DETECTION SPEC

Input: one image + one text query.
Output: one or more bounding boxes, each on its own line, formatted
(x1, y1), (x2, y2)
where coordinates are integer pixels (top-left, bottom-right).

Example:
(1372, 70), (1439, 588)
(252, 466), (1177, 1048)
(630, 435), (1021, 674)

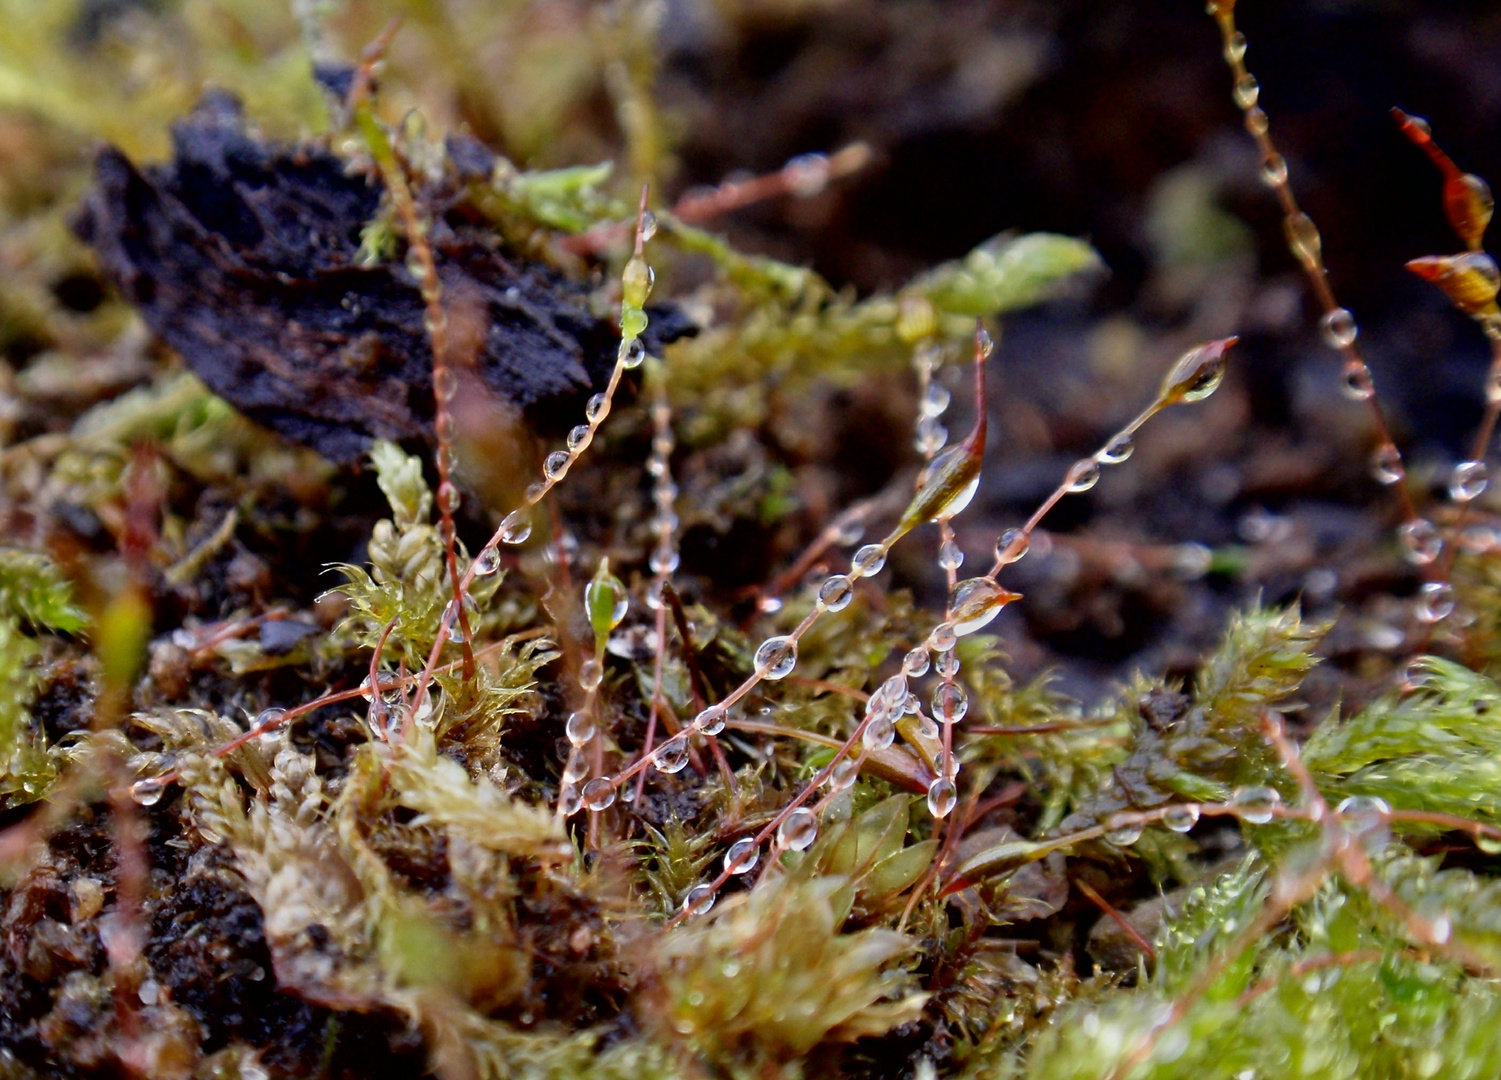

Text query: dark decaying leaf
(72, 92), (693, 462)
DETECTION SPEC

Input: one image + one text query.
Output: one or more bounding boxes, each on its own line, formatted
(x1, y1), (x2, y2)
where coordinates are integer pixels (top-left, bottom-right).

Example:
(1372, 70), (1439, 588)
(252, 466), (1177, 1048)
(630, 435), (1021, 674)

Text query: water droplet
(544, 451), (571, 481)
(818, 575), (854, 611)
(1103, 813), (1143, 846)
(582, 779), (617, 811)
(777, 808), (818, 851)
(586, 393), (610, 423)
(474, 546), (503, 575)
(1416, 581), (1456, 624)
(1369, 443), (1405, 486)
(567, 425), (593, 452)
(1224, 30), (1247, 62)
(434, 367), (459, 401)
(917, 715), (940, 740)
(949, 577), (1019, 635)
(622, 337), (648, 370)
(1244, 106), (1269, 136)
(649, 547), (681, 575)
(785, 152), (831, 197)
(436, 480), (460, 515)
(935, 648), (960, 678)
(1163, 804), (1200, 833)
(1160, 339), (1233, 404)
(995, 528), (1030, 564)
(682, 884), (717, 916)
(915, 416), (948, 455)
(1460, 524), (1500, 554)
(1066, 459), (1101, 493)
(693, 705), (727, 735)
(579, 658), (604, 691)
(653, 739), (690, 774)
(1398, 519), (1442, 566)
(1231, 785), (1281, 825)
(853, 544), (887, 576)
(559, 784), (583, 816)
(938, 539), (965, 570)
(1319, 308), (1358, 349)
(1261, 153), (1288, 187)
(1334, 795), (1391, 821)
(444, 593), (480, 643)
(724, 838), (760, 876)
(864, 714), (894, 756)
(526, 481), (547, 503)
(833, 519), (865, 545)
(932, 682), (969, 724)
(253, 707), (287, 736)
(562, 753), (589, 784)
(1233, 73), (1260, 109)
(976, 327), (995, 359)
(1429, 914), (1452, 945)
(921, 382), (952, 418)
(1172, 543), (1214, 579)
(1450, 460), (1489, 502)
(622, 256), (654, 308)
(1284, 212), (1321, 265)
(754, 636), (798, 679)
(902, 647), (931, 677)
(927, 777), (958, 818)
(1099, 432), (1135, 465)
(130, 775), (170, 806)
(829, 758), (859, 791)
(928, 622), (958, 653)
(1339, 362), (1374, 401)
(565, 711), (596, 748)
(585, 566), (629, 634)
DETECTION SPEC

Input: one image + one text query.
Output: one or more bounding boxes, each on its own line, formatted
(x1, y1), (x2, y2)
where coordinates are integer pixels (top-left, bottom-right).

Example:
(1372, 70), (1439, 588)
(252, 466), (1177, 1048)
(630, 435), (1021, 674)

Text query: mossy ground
(5, 3), (1501, 1079)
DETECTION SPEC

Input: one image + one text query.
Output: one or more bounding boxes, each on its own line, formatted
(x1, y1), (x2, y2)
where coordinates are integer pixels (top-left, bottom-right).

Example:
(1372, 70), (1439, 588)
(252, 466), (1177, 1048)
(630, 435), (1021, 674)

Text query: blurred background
(5, 0), (1501, 705)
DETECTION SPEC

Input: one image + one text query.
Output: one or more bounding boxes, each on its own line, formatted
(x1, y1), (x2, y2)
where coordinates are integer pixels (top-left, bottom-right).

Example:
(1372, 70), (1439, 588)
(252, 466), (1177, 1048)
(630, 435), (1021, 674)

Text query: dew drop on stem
(777, 808), (818, 851)
(1065, 459), (1100, 493)
(1398, 519), (1442, 565)
(1416, 581), (1456, 623)
(1340, 363), (1374, 401)
(862, 714), (896, 752)
(724, 837), (759, 875)
(1103, 813), (1143, 846)
(565, 711), (596, 748)
(853, 544), (887, 576)
(1231, 785), (1281, 824)
(927, 777), (957, 818)
(582, 779), (616, 811)
(1099, 433), (1134, 464)
(754, 636), (798, 679)
(682, 884), (716, 916)
(474, 545), (503, 575)
(653, 739), (690, 774)
(1370, 444), (1405, 486)
(1319, 308), (1359, 349)
(578, 658), (603, 691)
(1163, 804), (1201, 833)
(1449, 460), (1489, 502)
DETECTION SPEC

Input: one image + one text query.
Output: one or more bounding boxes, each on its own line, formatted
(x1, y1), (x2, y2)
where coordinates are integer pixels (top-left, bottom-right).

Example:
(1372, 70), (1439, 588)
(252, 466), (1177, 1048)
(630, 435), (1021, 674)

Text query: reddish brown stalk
(1075, 877), (1156, 962)
(560, 143), (871, 255)
(402, 188), (654, 742)
(1207, 5), (1418, 534)
(344, 18), (401, 112)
